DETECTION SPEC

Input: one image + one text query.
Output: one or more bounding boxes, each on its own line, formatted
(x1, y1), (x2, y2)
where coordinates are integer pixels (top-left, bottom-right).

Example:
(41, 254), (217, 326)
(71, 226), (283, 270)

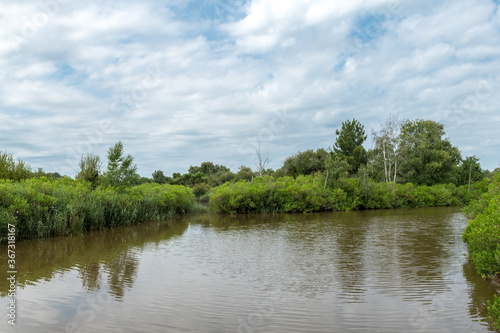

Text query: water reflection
(0, 220), (188, 299)
(105, 250), (140, 299)
(0, 207), (499, 332)
(464, 261), (500, 331)
(78, 262), (101, 291)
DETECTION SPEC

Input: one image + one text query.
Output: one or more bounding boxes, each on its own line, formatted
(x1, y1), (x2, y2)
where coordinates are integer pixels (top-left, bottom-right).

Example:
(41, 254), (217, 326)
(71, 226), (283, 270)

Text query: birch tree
(371, 114), (403, 183)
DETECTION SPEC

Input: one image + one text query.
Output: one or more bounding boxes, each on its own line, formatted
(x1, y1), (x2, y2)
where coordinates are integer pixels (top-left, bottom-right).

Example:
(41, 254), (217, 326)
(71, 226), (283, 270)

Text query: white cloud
(0, 0), (499, 176)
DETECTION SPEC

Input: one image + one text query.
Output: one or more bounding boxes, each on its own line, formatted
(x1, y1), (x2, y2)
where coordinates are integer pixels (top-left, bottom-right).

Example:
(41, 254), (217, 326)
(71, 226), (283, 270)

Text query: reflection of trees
(105, 250), (140, 300)
(0, 220), (188, 297)
(185, 212), (285, 230)
(362, 208), (459, 301)
(79, 262), (102, 291)
(77, 250), (140, 300)
(463, 261), (500, 331)
(332, 212), (368, 299)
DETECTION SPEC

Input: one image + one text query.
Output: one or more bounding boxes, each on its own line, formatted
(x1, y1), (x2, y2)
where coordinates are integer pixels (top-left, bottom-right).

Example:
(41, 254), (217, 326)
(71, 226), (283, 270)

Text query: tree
(370, 114), (403, 183)
(255, 143), (269, 177)
(280, 149), (329, 177)
(152, 170), (167, 184)
(398, 119), (461, 185)
(0, 151), (32, 180)
(456, 156), (483, 189)
(188, 162), (230, 176)
(186, 162), (233, 186)
(324, 154), (350, 188)
(235, 166), (254, 181)
(76, 153), (102, 189)
(103, 141), (139, 187)
(333, 119), (368, 174)
(208, 169), (234, 187)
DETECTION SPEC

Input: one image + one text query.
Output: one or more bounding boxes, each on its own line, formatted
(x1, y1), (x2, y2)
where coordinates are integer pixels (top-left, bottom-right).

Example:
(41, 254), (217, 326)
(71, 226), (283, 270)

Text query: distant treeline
(1, 117), (493, 191)
(0, 116), (496, 240)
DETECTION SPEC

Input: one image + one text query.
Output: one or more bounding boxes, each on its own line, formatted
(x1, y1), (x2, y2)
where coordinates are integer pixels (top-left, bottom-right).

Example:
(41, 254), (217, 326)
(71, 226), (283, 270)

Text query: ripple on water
(0, 208), (498, 332)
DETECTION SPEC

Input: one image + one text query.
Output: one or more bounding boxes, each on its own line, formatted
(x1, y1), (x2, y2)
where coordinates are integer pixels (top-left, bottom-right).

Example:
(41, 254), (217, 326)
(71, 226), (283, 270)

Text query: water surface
(1, 207), (499, 332)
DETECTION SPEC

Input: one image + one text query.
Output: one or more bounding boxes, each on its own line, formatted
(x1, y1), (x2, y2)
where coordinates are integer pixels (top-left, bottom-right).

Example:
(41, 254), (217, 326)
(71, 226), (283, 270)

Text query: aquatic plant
(0, 177), (195, 242)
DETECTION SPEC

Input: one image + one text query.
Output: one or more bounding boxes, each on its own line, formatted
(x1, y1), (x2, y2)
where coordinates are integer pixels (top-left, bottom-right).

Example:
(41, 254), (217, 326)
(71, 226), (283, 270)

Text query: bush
(209, 175), (332, 214)
(0, 178), (195, 242)
(209, 175), (480, 214)
(462, 172), (500, 328)
(488, 295), (500, 331)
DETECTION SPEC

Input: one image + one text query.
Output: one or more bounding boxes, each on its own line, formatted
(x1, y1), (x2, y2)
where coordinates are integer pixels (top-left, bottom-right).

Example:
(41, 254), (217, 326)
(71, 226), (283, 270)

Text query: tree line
(1, 116), (493, 197)
(279, 116), (487, 187)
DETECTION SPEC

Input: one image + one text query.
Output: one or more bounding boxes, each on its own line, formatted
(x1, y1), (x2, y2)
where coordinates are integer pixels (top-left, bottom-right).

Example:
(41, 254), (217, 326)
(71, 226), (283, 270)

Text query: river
(1, 207), (499, 332)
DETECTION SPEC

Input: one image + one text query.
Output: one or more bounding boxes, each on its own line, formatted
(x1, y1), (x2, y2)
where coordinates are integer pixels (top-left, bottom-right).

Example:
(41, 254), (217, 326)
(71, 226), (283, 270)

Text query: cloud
(0, 0), (499, 177)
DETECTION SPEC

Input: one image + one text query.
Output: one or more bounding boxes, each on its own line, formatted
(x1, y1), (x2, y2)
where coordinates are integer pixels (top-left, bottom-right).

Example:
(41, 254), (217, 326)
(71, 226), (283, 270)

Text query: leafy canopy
(76, 153), (102, 188)
(333, 119), (368, 173)
(103, 141), (139, 187)
(398, 119), (461, 185)
(280, 149), (329, 177)
(0, 151), (32, 180)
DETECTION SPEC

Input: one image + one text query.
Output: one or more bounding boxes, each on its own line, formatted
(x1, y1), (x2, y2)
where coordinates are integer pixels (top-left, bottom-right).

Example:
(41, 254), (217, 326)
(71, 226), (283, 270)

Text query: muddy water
(1, 207), (499, 332)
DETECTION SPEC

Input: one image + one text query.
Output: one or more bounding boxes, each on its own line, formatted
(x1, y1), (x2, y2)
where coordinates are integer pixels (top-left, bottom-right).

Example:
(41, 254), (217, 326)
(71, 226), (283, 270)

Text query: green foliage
(333, 119), (368, 174)
(76, 153), (102, 189)
(209, 176), (333, 214)
(192, 182), (210, 200)
(369, 114), (403, 183)
(209, 174), (476, 214)
(488, 295), (500, 331)
(463, 172), (500, 276)
(455, 156), (483, 186)
(324, 154), (350, 188)
(152, 170), (167, 184)
(188, 161), (229, 176)
(398, 119), (461, 185)
(279, 149), (329, 177)
(235, 166), (254, 181)
(171, 161), (235, 187)
(103, 141), (139, 187)
(462, 172), (500, 329)
(0, 178), (195, 242)
(0, 151), (32, 180)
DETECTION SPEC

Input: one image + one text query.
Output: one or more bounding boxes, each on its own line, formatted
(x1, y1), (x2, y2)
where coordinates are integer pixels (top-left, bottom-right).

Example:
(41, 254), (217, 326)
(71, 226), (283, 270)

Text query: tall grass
(0, 177), (195, 242)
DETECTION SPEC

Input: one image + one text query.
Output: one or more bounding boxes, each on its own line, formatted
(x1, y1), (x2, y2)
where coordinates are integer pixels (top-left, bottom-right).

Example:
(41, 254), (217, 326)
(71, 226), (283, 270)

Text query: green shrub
(462, 172), (500, 328)
(209, 175), (479, 214)
(488, 295), (500, 331)
(0, 178), (195, 242)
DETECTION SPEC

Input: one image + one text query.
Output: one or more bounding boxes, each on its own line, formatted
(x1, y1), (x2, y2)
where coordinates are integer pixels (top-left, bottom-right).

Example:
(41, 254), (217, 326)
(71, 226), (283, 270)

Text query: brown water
(1, 207), (499, 332)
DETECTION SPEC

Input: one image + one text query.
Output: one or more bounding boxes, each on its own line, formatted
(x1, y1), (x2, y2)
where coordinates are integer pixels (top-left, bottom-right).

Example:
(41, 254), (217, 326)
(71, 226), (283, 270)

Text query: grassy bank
(1, 174), (487, 242)
(0, 177), (196, 242)
(462, 172), (500, 329)
(209, 175), (484, 214)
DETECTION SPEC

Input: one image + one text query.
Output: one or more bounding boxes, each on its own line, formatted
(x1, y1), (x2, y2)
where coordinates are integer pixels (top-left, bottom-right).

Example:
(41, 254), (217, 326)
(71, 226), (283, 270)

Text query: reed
(0, 177), (195, 242)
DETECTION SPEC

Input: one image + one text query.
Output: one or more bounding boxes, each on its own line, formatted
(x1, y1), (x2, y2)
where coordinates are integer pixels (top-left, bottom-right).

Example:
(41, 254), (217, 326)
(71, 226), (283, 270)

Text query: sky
(1, 0), (499, 177)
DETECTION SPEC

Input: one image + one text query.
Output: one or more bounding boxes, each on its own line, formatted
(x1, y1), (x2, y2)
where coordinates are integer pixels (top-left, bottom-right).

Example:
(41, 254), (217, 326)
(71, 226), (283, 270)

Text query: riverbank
(1, 175), (488, 243)
(209, 175), (485, 214)
(462, 172), (500, 329)
(0, 177), (196, 242)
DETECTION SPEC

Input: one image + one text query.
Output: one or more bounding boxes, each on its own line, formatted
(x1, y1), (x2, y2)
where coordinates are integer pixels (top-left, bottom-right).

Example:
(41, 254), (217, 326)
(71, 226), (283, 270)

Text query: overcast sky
(1, 0), (499, 177)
